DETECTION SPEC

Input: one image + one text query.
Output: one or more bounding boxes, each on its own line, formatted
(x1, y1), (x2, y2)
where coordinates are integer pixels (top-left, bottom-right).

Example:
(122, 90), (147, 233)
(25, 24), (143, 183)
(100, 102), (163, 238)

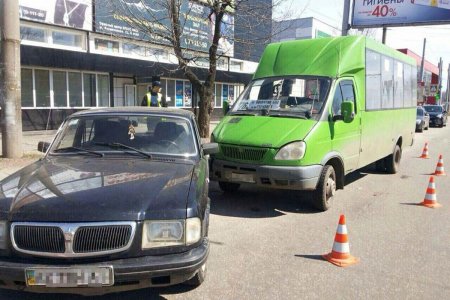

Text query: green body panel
(212, 36), (416, 182)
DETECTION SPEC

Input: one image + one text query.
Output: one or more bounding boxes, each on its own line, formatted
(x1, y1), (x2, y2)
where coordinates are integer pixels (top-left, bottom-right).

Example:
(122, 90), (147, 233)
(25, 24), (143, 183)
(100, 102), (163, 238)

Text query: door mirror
(37, 141), (50, 153)
(223, 100), (230, 115)
(202, 142), (219, 155)
(341, 101), (355, 123)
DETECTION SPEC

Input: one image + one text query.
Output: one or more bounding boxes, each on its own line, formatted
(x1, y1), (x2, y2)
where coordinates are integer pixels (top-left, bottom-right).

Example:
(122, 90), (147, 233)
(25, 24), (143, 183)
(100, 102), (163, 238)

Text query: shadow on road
(209, 182), (319, 218)
(294, 254), (324, 261)
(0, 284), (197, 300)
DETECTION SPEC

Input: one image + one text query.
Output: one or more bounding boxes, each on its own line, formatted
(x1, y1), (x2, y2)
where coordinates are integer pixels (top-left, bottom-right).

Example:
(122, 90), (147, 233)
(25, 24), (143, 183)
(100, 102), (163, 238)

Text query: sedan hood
(213, 116), (317, 148)
(0, 157), (194, 222)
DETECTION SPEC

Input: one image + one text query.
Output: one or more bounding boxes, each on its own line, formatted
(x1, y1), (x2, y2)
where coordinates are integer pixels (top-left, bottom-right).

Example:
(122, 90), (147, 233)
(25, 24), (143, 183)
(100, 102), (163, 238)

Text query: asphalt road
(1, 125), (449, 299)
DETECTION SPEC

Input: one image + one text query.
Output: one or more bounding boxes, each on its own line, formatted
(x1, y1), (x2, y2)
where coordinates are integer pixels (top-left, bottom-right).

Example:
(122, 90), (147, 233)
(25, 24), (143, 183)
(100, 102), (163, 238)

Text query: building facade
(272, 17), (341, 42)
(15, 0), (271, 130)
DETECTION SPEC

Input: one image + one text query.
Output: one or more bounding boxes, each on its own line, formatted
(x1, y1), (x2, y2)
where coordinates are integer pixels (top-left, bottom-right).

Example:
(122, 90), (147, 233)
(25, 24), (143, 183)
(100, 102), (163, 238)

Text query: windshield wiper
(94, 142), (152, 159)
(53, 146), (104, 157)
(268, 113), (307, 119)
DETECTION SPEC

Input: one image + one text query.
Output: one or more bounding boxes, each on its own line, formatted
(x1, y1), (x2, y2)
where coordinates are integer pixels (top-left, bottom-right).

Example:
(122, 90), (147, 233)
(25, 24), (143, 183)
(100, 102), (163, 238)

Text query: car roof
(70, 107), (195, 119)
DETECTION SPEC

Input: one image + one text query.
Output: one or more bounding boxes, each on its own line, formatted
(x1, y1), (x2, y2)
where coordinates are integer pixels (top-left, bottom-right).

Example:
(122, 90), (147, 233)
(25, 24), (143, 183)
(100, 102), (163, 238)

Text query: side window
(333, 80), (356, 115)
(332, 84), (343, 115)
(340, 80), (356, 113)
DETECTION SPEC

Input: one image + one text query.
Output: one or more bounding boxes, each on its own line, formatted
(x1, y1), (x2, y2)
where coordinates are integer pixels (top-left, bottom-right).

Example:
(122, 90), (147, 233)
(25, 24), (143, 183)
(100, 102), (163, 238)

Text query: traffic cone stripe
(334, 233), (348, 243)
(425, 192), (436, 200)
(331, 250), (350, 260)
(426, 188), (436, 194)
(332, 242), (350, 253)
(336, 224), (348, 234)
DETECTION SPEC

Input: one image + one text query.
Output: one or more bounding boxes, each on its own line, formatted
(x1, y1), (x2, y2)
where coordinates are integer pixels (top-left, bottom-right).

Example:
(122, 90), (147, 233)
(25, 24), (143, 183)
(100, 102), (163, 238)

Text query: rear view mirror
(202, 143), (219, 155)
(37, 141), (50, 153)
(341, 101), (355, 123)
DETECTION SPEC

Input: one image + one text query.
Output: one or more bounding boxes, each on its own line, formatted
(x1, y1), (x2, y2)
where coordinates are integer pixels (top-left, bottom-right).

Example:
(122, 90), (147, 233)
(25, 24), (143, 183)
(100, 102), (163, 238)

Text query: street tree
(97, 0), (285, 137)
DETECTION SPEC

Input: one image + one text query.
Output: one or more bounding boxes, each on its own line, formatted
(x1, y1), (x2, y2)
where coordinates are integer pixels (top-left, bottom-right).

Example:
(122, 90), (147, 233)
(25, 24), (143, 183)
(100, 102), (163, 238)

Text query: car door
(330, 79), (361, 172)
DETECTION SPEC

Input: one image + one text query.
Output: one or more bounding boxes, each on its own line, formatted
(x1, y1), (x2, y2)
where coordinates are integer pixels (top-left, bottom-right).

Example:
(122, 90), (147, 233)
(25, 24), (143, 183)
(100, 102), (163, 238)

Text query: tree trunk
(197, 86), (214, 138)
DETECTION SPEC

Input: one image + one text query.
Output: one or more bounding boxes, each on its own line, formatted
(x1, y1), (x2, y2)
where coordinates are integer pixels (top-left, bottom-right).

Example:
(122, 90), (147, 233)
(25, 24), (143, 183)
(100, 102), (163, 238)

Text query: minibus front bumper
(211, 159), (322, 190)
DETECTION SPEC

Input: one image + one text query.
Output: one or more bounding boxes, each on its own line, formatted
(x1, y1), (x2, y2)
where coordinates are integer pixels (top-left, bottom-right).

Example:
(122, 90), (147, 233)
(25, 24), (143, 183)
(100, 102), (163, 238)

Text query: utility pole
(0, 0), (23, 158)
(438, 57), (443, 104)
(447, 63), (450, 110)
(341, 0), (351, 36)
(419, 38), (426, 83)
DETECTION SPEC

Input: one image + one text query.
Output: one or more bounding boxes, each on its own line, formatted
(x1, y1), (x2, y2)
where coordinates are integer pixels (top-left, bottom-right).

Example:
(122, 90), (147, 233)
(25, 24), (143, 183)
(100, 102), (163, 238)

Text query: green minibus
(210, 36), (417, 211)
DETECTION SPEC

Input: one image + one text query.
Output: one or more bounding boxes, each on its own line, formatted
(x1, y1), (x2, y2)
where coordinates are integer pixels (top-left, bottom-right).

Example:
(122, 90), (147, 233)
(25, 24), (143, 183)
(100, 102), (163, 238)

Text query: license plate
(231, 172), (255, 183)
(25, 266), (114, 287)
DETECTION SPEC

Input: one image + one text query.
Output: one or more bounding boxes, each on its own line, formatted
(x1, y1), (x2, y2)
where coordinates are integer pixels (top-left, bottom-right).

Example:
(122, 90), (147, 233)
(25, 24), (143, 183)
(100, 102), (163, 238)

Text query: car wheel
(418, 123), (423, 132)
(312, 165), (336, 211)
(184, 263), (206, 287)
(385, 145), (401, 174)
(218, 181), (240, 193)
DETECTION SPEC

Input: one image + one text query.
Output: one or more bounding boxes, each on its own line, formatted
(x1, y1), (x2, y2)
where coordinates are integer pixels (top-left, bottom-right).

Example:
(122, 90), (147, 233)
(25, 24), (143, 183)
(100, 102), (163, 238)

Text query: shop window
(95, 38), (119, 53)
(35, 69), (50, 107)
(69, 72), (82, 107)
(52, 31), (83, 48)
(20, 26), (46, 42)
(230, 61), (243, 72)
(97, 75), (110, 107)
(123, 43), (146, 57)
(84, 73), (97, 107)
(21, 69), (34, 107)
(53, 71), (67, 107)
(167, 80), (176, 107)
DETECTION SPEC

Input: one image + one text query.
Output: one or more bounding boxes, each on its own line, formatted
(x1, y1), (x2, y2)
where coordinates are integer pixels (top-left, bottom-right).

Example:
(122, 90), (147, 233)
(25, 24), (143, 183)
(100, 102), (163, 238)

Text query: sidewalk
(0, 122), (219, 180)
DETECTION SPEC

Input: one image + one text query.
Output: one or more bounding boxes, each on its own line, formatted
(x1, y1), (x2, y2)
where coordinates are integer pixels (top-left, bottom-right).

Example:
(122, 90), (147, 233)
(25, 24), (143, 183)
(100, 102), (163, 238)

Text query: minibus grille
(220, 145), (267, 161)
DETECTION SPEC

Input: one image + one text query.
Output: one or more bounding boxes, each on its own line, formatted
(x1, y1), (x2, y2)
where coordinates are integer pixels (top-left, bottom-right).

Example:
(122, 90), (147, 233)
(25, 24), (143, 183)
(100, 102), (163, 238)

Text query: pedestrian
(141, 81), (167, 107)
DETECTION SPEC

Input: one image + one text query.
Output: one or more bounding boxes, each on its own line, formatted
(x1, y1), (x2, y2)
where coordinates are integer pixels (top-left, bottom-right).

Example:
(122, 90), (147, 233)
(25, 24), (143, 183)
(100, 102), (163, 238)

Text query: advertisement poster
(352, 0), (450, 27)
(19, 0), (92, 30)
(95, 0), (234, 55)
(176, 81), (184, 107)
(184, 82), (192, 107)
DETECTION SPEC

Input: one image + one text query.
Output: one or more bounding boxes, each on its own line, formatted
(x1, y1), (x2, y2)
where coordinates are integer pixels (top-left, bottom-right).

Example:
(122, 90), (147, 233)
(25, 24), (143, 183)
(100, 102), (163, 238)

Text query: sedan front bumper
(0, 239), (209, 295)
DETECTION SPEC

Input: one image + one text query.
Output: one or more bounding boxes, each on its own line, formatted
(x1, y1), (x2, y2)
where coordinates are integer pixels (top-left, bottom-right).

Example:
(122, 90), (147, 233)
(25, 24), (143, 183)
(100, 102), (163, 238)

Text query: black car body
(0, 108), (218, 295)
(416, 106), (430, 132)
(423, 105), (447, 127)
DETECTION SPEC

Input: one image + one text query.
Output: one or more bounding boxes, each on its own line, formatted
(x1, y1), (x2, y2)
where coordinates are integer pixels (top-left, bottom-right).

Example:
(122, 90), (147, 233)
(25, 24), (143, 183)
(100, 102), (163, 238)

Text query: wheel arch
(320, 153), (345, 190)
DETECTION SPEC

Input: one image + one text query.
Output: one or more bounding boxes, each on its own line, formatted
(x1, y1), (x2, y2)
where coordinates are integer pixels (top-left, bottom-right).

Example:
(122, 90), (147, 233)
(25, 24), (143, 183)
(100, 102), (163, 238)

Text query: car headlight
(437, 114), (443, 118)
(0, 221), (7, 249)
(142, 218), (201, 249)
(274, 141), (306, 160)
(416, 120), (421, 124)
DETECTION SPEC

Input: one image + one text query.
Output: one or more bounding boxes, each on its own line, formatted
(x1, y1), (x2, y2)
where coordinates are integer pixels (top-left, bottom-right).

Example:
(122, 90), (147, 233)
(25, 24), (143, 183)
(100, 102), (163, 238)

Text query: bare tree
(96, 0), (283, 137)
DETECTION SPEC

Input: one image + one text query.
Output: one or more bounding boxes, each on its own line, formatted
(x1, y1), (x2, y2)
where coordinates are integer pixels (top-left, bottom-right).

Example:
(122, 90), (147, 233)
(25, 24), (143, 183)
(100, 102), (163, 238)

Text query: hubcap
(326, 176), (336, 198)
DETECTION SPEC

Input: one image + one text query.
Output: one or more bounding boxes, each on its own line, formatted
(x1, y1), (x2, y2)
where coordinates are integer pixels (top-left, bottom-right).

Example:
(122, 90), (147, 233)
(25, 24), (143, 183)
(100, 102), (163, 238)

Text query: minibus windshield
(231, 76), (331, 118)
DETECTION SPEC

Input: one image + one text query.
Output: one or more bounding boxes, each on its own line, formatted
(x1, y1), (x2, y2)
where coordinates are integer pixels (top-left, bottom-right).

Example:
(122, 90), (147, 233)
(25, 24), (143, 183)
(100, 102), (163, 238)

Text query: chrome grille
(11, 222), (136, 258)
(73, 225), (132, 253)
(13, 225), (65, 253)
(220, 145), (267, 161)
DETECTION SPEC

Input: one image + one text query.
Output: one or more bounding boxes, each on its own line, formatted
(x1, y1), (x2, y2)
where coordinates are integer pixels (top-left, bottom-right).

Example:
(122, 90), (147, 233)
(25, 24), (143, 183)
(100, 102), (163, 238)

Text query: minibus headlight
(274, 141), (306, 160)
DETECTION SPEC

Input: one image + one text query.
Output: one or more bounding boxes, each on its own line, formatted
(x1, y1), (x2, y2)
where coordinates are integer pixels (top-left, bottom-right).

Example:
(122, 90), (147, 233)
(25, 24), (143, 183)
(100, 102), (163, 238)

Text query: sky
(274, 0), (450, 92)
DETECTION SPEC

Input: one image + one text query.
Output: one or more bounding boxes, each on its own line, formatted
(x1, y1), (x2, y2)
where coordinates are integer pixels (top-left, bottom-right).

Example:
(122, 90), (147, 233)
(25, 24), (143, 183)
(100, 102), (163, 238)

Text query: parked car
(0, 108), (218, 295)
(423, 105), (447, 127)
(416, 106), (430, 132)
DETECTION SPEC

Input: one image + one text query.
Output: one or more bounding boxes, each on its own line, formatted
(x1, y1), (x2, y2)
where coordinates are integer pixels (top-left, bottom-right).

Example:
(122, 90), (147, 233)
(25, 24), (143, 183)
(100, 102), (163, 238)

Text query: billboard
(19, 0), (92, 31)
(94, 0), (234, 56)
(352, 0), (450, 28)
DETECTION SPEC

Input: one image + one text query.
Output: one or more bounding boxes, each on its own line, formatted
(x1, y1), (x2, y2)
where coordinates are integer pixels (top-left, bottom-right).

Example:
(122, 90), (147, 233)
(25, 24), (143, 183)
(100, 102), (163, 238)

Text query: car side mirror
(202, 143), (219, 155)
(341, 101), (355, 123)
(223, 101), (230, 115)
(37, 141), (50, 153)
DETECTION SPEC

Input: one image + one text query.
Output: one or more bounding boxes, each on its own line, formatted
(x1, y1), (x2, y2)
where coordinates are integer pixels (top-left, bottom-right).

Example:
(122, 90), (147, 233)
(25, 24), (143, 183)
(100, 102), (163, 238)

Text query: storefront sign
(94, 0), (234, 56)
(352, 0), (450, 28)
(19, 0), (92, 31)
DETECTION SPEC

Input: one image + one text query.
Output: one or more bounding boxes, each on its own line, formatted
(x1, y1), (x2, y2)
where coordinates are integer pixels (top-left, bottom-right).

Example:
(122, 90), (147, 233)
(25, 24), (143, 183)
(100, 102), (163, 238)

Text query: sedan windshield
(51, 114), (197, 157)
(231, 76), (331, 118)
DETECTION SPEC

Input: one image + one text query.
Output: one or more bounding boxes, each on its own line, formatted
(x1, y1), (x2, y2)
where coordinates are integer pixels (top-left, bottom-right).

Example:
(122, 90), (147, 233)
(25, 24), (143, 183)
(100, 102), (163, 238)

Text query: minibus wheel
(218, 181), (240, 193)
(313, 165), (336, 211)
(385, 145), (401, 174)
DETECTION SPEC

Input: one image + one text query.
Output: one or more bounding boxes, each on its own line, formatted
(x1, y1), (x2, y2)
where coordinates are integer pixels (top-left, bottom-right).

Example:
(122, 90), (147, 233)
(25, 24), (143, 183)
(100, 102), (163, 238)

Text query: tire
(218, 181), (240, 193)
(385, 145), (401, 174)
(184, 263), (206, 287)
(418, 123), (423, 132)
(312, 165), (336, 211)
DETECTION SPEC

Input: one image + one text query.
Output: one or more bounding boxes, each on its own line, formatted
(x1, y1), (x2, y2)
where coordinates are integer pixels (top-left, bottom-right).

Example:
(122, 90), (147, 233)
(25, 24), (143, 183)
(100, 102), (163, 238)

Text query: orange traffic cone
(434, 155), (446, 176)
(421, 176), (442, 208)
(420, 143), (429, 159)
(323, 215), (359, 267)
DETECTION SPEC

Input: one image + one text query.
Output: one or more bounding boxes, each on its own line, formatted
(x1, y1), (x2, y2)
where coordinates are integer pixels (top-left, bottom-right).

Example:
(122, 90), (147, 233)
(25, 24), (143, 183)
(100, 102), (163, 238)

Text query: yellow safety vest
(146, 92), (162, 107)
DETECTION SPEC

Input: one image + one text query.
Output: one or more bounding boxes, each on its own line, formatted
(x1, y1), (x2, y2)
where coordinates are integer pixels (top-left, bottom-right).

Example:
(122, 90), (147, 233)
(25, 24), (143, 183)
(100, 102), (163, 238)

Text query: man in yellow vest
(141, 81), (167, 107)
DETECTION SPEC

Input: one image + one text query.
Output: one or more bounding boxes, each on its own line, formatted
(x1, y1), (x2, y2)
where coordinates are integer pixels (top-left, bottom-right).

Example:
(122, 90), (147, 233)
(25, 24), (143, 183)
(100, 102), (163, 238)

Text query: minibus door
(329, 79), (361, 172)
